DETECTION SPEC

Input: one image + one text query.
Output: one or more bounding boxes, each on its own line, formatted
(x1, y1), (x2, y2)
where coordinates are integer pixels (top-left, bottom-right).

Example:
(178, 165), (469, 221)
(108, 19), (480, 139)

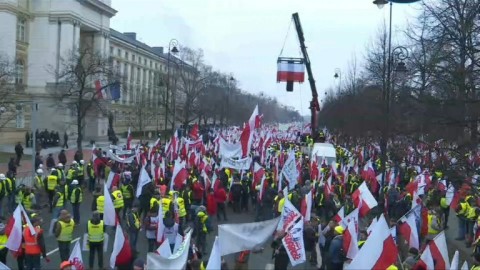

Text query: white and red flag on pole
(69, 241), (84, 270)
(6, 204), (35, 252)
(399, 212), (420, 250)
(346, 214), (398, 270)
(103, 184), (116, 226)
(110, 224), (133, 269)
(126, 127), (132, 150)
(171, 159), (188, 190)
(239, 105), (258, 157)
(417, 231), (450, 270)
(352, 182), (378, 217)
(343, 216), (359, 259)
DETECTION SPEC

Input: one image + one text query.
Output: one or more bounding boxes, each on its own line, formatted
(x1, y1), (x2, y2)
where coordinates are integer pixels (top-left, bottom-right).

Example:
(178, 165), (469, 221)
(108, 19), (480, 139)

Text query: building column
(59, 20), (74, 59)
(73, 20), (81, 52)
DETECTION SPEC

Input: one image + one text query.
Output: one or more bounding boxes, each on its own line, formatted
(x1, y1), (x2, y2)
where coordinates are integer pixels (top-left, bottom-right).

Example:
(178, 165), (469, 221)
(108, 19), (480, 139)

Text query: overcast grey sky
(110, 0), (420, 116)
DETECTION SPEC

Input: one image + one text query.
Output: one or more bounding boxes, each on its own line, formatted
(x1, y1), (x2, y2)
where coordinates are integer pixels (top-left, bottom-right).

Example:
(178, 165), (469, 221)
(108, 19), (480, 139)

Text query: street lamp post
(164, 39), (179, 133)
(226, 76), (235, 125)
(373, 0), (418, 192)
(334, 68), (342, 93)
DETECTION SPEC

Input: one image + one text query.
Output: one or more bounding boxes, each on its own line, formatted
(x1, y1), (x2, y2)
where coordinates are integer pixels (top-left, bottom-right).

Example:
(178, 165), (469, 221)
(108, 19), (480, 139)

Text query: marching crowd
(0, 123), (479, 270)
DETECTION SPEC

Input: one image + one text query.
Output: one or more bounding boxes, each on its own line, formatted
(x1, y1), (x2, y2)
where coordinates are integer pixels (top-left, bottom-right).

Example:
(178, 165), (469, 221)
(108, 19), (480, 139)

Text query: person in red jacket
(214, 184), (228, 221)
(192, 179), (205, 205)
(206, 190), (217, 217)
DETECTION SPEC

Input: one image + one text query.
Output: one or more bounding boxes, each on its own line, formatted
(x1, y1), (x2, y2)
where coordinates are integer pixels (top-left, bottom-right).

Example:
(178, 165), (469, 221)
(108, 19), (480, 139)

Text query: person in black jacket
(14, 142), (23, 166)
(58, 150), (67, 165)
(271, 231), (289, 270)
(46, 154), (55, 170)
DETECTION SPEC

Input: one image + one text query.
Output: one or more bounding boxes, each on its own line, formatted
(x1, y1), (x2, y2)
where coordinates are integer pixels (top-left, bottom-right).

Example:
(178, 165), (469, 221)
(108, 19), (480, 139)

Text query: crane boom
(292, 12), (320, 140)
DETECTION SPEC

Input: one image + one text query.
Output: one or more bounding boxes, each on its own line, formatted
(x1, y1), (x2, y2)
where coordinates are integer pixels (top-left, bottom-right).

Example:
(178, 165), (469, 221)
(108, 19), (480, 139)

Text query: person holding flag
(24, 216), (49, 269)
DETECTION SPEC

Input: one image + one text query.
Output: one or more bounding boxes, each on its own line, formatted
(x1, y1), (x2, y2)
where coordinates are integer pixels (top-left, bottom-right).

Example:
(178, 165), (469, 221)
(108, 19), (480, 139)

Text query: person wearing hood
(327, 226), (345, 270)
(194, 206), (211, 255)
(87, 211), (105, 270)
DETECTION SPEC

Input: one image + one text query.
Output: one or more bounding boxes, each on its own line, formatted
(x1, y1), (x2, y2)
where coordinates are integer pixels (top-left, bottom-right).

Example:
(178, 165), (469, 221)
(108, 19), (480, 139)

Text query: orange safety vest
(24, 226), (43, 255)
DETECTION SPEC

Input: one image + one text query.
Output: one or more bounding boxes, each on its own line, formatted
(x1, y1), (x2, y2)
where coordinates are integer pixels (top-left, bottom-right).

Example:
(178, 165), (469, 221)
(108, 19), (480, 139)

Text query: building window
(16, 18), (26, 42)
(16, 103), (24, 128)
(139, 57), (142, 64)
(117, 48), (121, 57)
(132, 55), (135, 61)
(125, 52), (128, 59)
(144, 59), (147, 65)
(110, 46), (114, 55)
(150, 61), (152, 68)
(15, 59), (24, 85)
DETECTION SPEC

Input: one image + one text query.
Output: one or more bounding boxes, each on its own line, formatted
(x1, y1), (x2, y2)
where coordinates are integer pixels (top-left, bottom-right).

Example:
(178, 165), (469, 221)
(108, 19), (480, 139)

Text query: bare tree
(51, 48), (123, 152)
(0, 55), (17, 129)
(128, 89), (156, 135)
(172, 47), (212, 129)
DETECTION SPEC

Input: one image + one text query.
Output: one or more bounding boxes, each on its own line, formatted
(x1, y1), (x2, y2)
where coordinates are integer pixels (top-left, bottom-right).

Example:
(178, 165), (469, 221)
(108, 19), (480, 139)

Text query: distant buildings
(0, 0), (179, 144)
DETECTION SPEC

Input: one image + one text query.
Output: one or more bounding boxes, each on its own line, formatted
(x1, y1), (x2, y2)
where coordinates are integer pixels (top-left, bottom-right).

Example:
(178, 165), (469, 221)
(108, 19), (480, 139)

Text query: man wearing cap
(121, 176), (134, 220)
(57, 163), (66, 182)
(112, 186), (124, 217)
(327, 226), (345, 270)
(77, 160), (85, 187)
(24, 216), (49, 269)
(70, 180), (83, 224)
(87, 211), (104, 269)
(194, 206), (211, 254)
(54, 210), (75, 261)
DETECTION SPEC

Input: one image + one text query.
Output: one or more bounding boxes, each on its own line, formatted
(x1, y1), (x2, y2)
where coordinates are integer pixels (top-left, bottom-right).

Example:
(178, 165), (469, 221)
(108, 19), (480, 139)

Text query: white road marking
(46, 237), (81, 256)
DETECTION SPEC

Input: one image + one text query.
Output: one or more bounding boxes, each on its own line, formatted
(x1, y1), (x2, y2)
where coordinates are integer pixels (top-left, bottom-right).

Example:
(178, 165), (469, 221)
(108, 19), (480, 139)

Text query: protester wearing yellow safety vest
(96, 192), (105, 220)
(34, 169), (46, 208)
(194, 206), (212, 255)
(54, 210), (75, 262)
(456, 197), (469, 241)
(169, 190), (187, 227)
(427, 208), (442, 240)
(0, 175), (6, 218)
(87, 211), (104, 269)
(52, 185), (65, 219)
(121, 180), (134, 220)
(47, 169), (59, 213)
(112, 186), (124, 215)
(70, 180), (82, 224)
(0, 222), (8, 265)
(161, 193), (173, 217)
(6, 173), (16, 213)
(77, 160), (85, 186)
(126, 203), (141, 253)
(273, 191), (285, 217)
(466, 196), (478, 247)
(66, 161), (78, 185)
(22, 187), (36, 212)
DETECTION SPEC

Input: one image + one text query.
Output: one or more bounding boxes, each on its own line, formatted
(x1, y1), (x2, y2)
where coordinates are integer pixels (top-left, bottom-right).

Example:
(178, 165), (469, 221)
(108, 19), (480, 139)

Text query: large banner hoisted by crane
(277, 58), (305, 83)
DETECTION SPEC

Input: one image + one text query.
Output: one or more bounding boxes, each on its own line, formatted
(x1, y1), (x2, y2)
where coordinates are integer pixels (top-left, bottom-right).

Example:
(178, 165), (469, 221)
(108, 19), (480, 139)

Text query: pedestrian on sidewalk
(63, 132), (69, 149)
(46, 154), (55, 170)
(15, 142), (23, 166)
(58, 150), (67, 167)
(8, 157), (16, 175)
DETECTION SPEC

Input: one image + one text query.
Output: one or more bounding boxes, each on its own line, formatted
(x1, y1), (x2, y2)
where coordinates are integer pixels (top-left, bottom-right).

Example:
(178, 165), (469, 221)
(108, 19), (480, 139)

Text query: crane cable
(278, 18), (293, 57)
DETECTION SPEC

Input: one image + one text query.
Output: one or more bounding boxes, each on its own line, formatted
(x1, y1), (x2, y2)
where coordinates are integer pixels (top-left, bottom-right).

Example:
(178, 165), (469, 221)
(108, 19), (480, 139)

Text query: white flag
(282, 218), (306, 266)
(136, 165), (151, 197)
(218, 217), (280, 256)
(147, 230), (192, 270)
(206, 237), (221, 270)
(106, 171), (115, 189)
(68, 241), (84, 270)
(103, 184), (116, 226)
(281, 151), (299, 189)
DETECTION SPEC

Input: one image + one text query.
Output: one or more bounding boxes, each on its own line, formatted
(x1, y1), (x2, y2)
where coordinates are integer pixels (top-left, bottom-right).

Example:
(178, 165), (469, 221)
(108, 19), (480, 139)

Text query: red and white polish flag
(417, 231), (450, 270)
(110, 224), (133, 269)
(399, 212), (419, 250)
(343, 216), (359, 259)
(352, 182), (378, 217)
(346, 214), (398, 269)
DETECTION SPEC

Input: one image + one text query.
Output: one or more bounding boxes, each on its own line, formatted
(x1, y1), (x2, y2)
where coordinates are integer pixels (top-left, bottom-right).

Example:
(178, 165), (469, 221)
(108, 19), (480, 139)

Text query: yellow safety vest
(88, 220), (104, 243)
(47, 175), (58, 191)
(121, 185), (133, 199)
(5, 178), (13, 195)
(57, 220), (74, 242)
(55, 192), (64, 207)
(427, 214), (440, 235)
(458, 202), (468, 216)
(96, 196), (105, 213)
(71, 187), (83, 203)
(77, 165), (84, 177)
(467, 204), (477, 220)
(177, 197), (186, 217)
(0, 234), (7, 250)
(67, 169), (76, 181)
(35, 176), (44, 188)
(112, 190), (124, 209)
(198, 212), (208, 233)
(161, 198), (171, 214)
(127, 212), (141, 230)
(150, 198), (160, 210)
(22, 194), (32, 211)
(440, 197), (449, 209)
